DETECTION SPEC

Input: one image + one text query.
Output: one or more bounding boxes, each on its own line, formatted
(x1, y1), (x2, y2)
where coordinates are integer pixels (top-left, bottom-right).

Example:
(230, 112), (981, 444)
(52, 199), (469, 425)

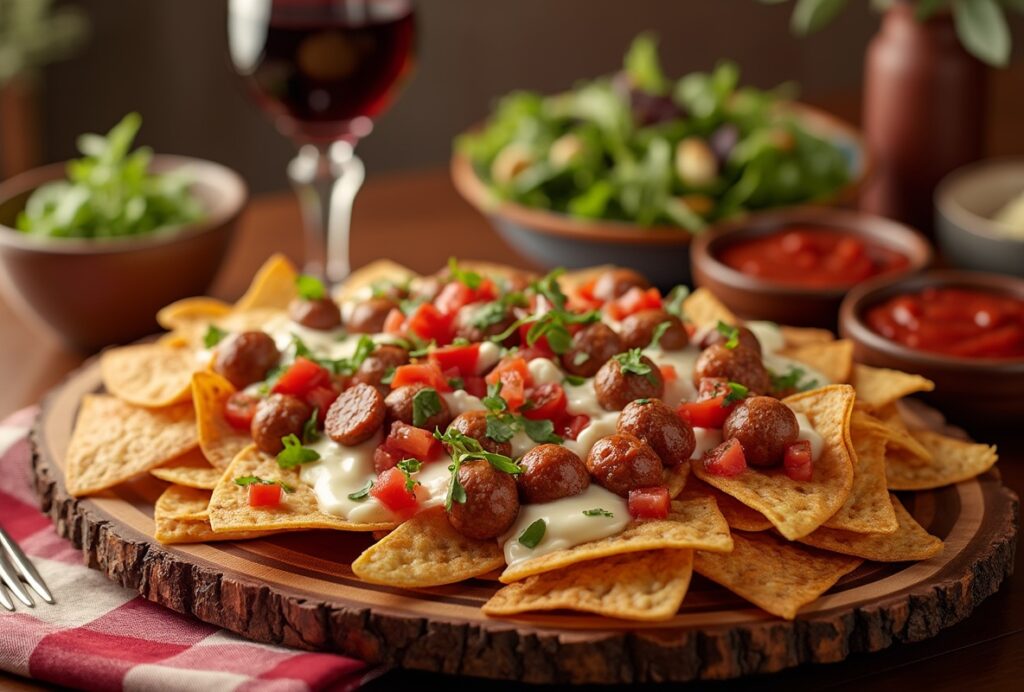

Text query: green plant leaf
(623, 33), (668, 95)
(915, 0), (948, 21)
(790, 0), (849, 34)
(953, 0), (1011, 66)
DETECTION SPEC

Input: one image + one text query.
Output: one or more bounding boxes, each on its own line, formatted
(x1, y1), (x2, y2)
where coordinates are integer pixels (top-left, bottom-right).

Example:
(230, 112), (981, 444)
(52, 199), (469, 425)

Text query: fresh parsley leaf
(445, 459), (468, 510)
(636, 398), (651, 405)
(348, 480), (372, 501)
(716, 321), (740, 349)
(722, 381), (749, 407)
(664, 285), (690, 319)
(381, 366), (396, 385)
(470, 300), (513, 330)
(301, 408), (320, 444)
(447, 257), (482, 289)
(412, 387), (442, 427)
(582, 508), (614, 517)
(234, 475), (295, 493)
(448, 376), (465, 390)
(399, 295), (427, 316)
(396, 458), (422, 493)
(563, 374), (586, 386)
(522, 417), (563, 444)
(648, 321), (671, 349)
(258, 365), (285, 394)
(613, 348), (657, 383)
(409, 339), (436, 358)
(292, 334), (315, 360)
(531, 269), (568, 311)
(770, 366), (818, 394)
(485, 413), (518, 443)
(276, 434), (321, 468)
(295, 274), (326, 300)
(203, 325), (228, 349)
(482, 382), (508, 413)
(518, 518), (546, 549)
(435, 429), (521, 509)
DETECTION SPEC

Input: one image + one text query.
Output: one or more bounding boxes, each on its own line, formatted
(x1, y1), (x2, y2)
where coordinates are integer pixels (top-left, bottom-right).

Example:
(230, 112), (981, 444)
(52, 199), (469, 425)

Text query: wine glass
(228, 0), (416, 282)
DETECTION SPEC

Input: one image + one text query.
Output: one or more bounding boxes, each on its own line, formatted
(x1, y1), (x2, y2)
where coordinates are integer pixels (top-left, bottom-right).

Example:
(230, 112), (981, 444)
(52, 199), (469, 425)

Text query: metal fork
(0, 526), (54, 611)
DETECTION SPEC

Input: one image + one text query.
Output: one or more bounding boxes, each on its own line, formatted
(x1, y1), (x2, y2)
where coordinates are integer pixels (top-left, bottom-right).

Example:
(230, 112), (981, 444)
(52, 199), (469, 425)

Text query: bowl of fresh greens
(452, 35), (865, 287)
(0, 113), (246, 351)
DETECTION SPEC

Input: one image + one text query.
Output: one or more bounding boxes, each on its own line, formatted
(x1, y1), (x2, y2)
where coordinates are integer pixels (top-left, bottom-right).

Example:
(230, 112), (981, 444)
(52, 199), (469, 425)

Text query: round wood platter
(30, 357), (1019, 685)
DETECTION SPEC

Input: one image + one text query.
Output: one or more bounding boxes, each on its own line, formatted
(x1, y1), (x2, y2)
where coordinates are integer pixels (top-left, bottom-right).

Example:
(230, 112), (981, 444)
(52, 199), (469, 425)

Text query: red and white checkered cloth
(0, 407), (378, 692)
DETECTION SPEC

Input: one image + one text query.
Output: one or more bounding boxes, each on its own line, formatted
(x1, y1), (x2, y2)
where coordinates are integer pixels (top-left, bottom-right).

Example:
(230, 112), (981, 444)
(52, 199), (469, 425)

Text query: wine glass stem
(287, 142), (365, 284)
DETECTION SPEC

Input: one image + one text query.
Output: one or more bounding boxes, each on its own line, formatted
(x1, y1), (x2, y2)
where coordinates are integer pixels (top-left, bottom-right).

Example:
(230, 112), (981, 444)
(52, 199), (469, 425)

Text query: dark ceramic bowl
(690, 207), (932, 329)
(839, 270), (1024, 425)
(935, 158), (1024, 278)
(451, 103), (867, 290)
(0, 155), (246, 351)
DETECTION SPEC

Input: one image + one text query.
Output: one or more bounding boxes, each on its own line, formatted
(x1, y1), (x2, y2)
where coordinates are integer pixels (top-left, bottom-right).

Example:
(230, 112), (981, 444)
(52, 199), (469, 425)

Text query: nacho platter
(30, 256), (1018, 684)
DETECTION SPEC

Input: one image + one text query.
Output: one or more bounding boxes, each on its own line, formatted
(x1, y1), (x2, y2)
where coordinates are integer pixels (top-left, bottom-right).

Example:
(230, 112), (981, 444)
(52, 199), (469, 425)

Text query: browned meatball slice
(446, 461), (520, 539)
(346, 297), (397, 333)
(592, 268), (650, 302)
(619, 309), (689, 351)
(384, 383), (452, 431)
(586, 434), (663, 497)
(446, 410), (512, 456)
(517, 445), (590, 503)
(324, 383), (385, 446)
(698, 324), (763, 356)
(288, 297), (342, 331)
(352, 344), (409, 391)
(617, 399), (695, 466)
(454, 302), (518, 343)
(693, 343), (772, 394)
(594, 352), (665, 411)
(723, 396), (800, 467)
(213, 331), (280, 389)
(560, 323), (624, 377)
(251, 394), (311, 455)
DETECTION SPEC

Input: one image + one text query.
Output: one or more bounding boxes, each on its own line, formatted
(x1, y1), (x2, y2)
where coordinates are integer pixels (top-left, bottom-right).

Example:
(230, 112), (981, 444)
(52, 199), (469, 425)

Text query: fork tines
(0, 526), (54, 611)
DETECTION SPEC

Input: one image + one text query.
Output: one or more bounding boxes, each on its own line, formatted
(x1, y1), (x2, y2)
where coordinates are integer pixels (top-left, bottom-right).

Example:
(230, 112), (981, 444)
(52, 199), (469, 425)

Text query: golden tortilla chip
(153, 487), (272, 545)
(157, 297), (233, 332)
(886, 430), (998, 490)
(781, 326), (835, 348)
(681, 287), (737, 329)
(780, 339), (854, 384)
(233, 254), (298, 311)
(333, 259), (418, 303)
(155, 484), (212, 521)
(687, 478), (772, 532)
(100, 343), (195, 408)
(66, 395), (198, 497)
(484, 550), (693, 622)
(151, 449), (224, 489)
(352, 507), (505, 588)
(664, 463), (689, 498)
(692, 385), (856, 540)
(800, 495), (943, 561)
(821, 417), (897, 534)
(852, 364), (934, 410)
(208, 445), (395, 533)
(694, 532), (862, 620)
(867, 405), (932, 465)
(500, 496), (732, 583)
(192, 371), (252, 470)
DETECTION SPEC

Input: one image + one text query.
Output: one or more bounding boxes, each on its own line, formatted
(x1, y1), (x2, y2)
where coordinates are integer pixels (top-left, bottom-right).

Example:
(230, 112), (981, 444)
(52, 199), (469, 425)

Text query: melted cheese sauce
(300, 432), (397, 523)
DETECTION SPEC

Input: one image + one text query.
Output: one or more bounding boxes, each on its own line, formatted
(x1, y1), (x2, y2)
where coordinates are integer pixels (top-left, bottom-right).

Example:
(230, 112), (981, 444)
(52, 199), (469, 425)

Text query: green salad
(17, 113), (204, 239)
(457, 35), (852, 231)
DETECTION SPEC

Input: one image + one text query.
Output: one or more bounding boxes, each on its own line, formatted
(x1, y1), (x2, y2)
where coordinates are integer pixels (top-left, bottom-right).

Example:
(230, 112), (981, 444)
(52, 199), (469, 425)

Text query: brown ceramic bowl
(690, 207), (932, 329)
(0, 155), (246, 352)
(839, 270), (1024, 426)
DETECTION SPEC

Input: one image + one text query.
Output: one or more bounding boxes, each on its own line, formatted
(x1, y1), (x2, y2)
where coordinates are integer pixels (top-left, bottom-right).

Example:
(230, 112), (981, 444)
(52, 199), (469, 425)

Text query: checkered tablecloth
(0, 407), (377, 692)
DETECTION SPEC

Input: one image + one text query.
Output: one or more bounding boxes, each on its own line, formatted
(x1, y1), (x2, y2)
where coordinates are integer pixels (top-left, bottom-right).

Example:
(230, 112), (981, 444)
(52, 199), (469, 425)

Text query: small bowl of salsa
(840, 271), (1024, 426)
(691, 207), (932, 328)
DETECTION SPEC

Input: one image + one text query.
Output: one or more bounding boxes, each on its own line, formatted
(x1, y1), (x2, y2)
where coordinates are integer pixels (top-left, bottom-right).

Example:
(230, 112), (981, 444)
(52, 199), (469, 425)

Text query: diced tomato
(659, 364), (678, 382)
(373, 444), (401, 475)
(517, 322), (556, 357)
(485, 356), (531, 411)
(304, 384), (340, 423)
(677, 377), (737, 428)
(783, 440), (814, 481)
(272, 357), (331, 397)
(248, 483), (282, 508)
(429, 343), (480, 377)
(390, 362), (451, 392)
(386, 421), (440, 459)
(523, 383), (568, 421)
(570, 277), (604, 311)
(462, 375), (487, 398)
(702, 438), (747, 477)
(407, 302), (454, 344)
(628, 486), (671, 519)
(370, 467), (419, 513)
(605, 286), (662, 320)
(224, 392), (260, 431)
(383, 307), (406, 335)
(485, 356), (531, 386)
(433, 280), (497, 315)
(561, 414), (590, 441)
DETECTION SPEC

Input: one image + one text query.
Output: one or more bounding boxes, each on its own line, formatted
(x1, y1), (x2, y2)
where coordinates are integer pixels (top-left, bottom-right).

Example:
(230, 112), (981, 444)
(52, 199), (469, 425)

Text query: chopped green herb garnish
(665, 285), (690, 320)
(448, 257), (482, 289)
(276, 434), (321, 468)
(518, 518), (546, 549)
(488, 269), (600, 354)
(203, 325), (228, 349)
(613, 348), (657, 384)
(412, 387), (443, 427)
(563, 374), (586, 386)
(301, 408), (320, 444)
(234, 475), (296, 493)
(435, 428), (521, 510)
(448, 376), (465, 390)
(409, 339), (436, 358)
(582, 508), (614, 517)
(722, 381), (749, 407)
(396, 458), (423, 493)
(636, 398), (651, 405)
(348, 480), (373, 502)
(295, 274), (326, 300)
(482, 382), (508, 413)
(485, 412), (518, 443)
(770, 366), (819, 394)
(716, 321), (740, 349)
(522, 417), (562, 444)
(648, 321), (672, 349)
(381, 366), (396, 386)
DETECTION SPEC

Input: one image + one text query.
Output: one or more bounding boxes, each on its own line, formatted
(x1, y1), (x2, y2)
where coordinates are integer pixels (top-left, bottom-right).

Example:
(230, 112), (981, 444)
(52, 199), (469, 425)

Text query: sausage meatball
(446, 410), (512, 457)
(454, 302), (518, 344)
(325, 383), (385, 446)
(594, 353), (665, 410)
(586, 434), (663, 497)
(560, 323), (624, 378)
(592, 268), (650, 302)
(693, 343), (772, 394)
(213, 331), (280, 389)
(251, 394), (311, 455)
(617, 399), (695, 466)
(697, 324), (762, 356)
(722, 396), (800, 467)
(384, 383), (452, 431)
(346, 297), (397, 334)
(352, 344), (409, 391)
(446, 461), (520, 540)
(619, 309), (689, 351)
(517, 445), (590, 503)
(288, 297), (342, 331)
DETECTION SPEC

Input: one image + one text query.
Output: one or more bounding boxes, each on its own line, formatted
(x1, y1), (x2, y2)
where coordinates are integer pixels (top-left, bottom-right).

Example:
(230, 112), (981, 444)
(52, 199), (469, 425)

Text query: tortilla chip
(208, 445), (395, 533)
(694, 532), (862, 620)
(352, 507), (505, 588)
(852, 364), (935, 410)
(484, 550), (693, 622)
(800, 495), (943, 561)
(781, 326), (835, 348)
(155, 484), (212, 521)
(100, 343), (195, 408)
(192, 371), (252, 470)
(333, 259), (418, 303)
(500, 496), (731, 583)
(664, 463), (689, 498)
(233, 254), (298, 311)
(153, 486), (272, 545)
(692, 385), (856, 540)
(867, 404), (932, 465)
(151, 449), (224, 489)
(681, 287), (737, 329)
(157, 296), (233, 331)
(886, 430), (998, 490)
(66, 395), (198, 497)
(687, 478), (772, 532)
(780, 339), (854, 384)
(821, 416), (898, 534)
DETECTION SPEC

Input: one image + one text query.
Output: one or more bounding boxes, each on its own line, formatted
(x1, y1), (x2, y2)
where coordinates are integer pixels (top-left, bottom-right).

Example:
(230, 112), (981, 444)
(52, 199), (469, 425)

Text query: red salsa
(719, 226), (910, 289)
(866, 287), (1024, 359)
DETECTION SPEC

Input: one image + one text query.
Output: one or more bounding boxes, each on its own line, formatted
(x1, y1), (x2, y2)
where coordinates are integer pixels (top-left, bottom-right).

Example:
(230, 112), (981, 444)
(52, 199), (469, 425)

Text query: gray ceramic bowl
(935, 158), (1024, 278)
(0, 155), (247, 351)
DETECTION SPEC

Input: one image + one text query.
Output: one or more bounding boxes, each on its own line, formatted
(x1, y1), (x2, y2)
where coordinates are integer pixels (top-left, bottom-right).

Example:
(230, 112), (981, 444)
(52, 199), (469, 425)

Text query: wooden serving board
(30, 358), (1019, 685)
